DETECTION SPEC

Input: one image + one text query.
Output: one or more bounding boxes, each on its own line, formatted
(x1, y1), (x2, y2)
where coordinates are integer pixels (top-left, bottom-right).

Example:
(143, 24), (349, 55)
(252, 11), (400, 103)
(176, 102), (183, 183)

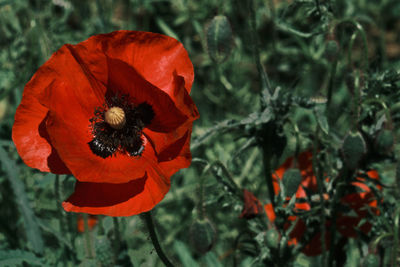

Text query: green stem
(326, 60), (337, 111)
(198, 164), (210, 219)
(392, 207), (400, 267)
(315, 0), (321, 15)
(352, 70), (362, 131)
(248, 0), (276, 206)
(83, 214), (94, 259)
(267, 0), (277, 51)
(113, 217), (121, 253)
(261, 125), (275, 207)
(312, 130), (327, 267)
(55, 175), (72, 264)
(213, 161), (242, 195)
(249, 0), (272, 107)
(328, 168), (350, 267)
(335, 19), (369, 70)
(143, 212), (174, 267)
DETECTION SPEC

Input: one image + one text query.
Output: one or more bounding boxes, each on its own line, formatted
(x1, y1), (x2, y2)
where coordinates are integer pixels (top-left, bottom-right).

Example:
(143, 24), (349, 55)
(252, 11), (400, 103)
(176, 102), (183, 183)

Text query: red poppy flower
(12, 31), (199, 216)
(77, 215), (98, 233)
(239, 189), (264, 219)
(264, 151), (381, 256)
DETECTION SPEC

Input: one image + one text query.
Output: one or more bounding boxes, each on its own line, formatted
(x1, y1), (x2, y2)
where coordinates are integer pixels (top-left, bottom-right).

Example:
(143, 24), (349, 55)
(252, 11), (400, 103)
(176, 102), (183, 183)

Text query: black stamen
(88, 94), (155, 158)
(88, 138), (116, 159)
(137, 103), (155, 125)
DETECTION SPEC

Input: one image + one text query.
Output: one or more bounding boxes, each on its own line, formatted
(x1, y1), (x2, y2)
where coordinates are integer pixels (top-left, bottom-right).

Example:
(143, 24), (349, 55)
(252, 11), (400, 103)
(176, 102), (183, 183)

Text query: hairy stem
(143, 212), (174, 267)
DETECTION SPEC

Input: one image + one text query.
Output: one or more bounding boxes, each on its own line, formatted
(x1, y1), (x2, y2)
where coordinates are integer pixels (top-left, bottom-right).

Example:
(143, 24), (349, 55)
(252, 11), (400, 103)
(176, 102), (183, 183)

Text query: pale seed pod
(105, 107), (126, 129)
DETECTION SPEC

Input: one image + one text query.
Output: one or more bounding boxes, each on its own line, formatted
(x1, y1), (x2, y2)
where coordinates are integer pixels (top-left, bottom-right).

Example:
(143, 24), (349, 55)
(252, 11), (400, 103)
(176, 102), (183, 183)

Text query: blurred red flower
(12, 31), (199, 216)
(239, 189), (264, 219)
(264, 151), (381, 256)
(77, 215), (98, 233)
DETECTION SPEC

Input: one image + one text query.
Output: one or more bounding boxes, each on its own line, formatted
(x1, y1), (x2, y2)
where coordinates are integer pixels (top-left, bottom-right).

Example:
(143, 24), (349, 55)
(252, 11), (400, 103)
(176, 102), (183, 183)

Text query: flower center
(88, 95), (154, 159)
(105, 107), (126, 129)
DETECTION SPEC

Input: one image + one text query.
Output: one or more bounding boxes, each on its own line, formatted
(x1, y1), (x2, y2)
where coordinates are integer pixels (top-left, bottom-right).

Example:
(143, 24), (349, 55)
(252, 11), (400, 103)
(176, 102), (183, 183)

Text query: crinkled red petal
(240, 189), (264, 219)
(106, 57), (188, 132)
(144, 121), (194, 178)
(86, 31), (194, 95)
(82, 31), (198, 135)
(301, 230), (331, 256)
(62, 168), (170, 216)
(12, 66), (70, 174)
(264, 203), (276, 222)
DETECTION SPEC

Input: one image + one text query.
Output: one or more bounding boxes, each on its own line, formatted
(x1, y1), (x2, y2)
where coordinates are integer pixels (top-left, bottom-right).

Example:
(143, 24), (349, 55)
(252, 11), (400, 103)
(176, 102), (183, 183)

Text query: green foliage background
(0, 0), (400, 266)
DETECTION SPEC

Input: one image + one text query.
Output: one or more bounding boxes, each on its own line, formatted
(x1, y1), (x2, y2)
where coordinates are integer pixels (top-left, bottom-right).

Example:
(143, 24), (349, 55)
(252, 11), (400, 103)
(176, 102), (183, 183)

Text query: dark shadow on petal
(157, 131), (189, 163)
(66, 173), (147, 207)
(107, 57), (188, 133)
(38, 116), (70, 174)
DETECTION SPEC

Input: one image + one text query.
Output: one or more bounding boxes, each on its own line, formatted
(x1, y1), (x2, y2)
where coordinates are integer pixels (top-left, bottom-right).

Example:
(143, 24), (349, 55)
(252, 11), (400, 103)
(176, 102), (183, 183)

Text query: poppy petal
(171, 73), (199, 120)
(85, 31), (194, 95)
(12, 67), (70, 174)
(240, 189), (264, 219)
(144, 120), (193, 177)
(62, 167), (170, 216)
(38, 45), (107, 118)
(264, 203), (276, 222)
(106, 57), (188, 132)
(158, 129), (193, 177)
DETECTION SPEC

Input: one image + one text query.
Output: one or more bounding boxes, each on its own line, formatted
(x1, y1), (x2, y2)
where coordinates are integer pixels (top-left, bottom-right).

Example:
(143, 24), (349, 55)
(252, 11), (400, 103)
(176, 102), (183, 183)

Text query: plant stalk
(83, 214), (95, 259)
(143, 212), (174, 267)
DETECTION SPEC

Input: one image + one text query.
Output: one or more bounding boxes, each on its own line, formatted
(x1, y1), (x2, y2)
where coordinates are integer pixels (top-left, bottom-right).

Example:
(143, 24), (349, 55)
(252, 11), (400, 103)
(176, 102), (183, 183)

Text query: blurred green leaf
(202, 251), (223, 267)
(0, 146), (44, 254)
(0, 249), (45, 266)
(156, 17), (179, 41)
(173, 240), (199, 267)
(314, 106), (329, 135)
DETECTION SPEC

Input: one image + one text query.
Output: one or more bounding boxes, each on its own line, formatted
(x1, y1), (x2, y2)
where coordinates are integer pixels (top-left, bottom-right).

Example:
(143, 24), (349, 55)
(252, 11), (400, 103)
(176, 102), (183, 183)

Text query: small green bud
(265, 229), (280, 249)
(206, 15), (233, 63)
(324, 40), (340, 61)
(189, 218), (217, 254)
(282, 168), (302, 197)
(342, 131), (366, 170)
